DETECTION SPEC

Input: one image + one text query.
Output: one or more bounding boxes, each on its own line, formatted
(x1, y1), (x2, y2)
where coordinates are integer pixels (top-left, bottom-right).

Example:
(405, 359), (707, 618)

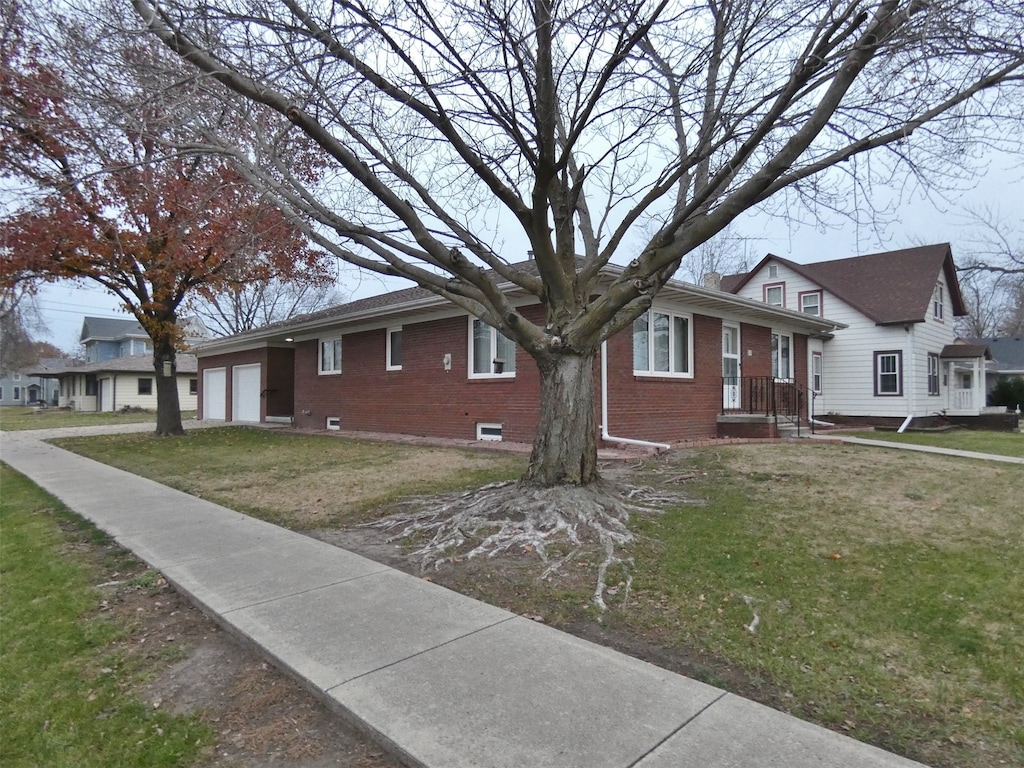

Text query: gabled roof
(721, 244), (967, 325)
(967, 337), (1024, 372)
(940, 343), (991, 360)
(80, 316), (148, 342)
(30, 354), (197, 377)
(195, 261), (846, 356)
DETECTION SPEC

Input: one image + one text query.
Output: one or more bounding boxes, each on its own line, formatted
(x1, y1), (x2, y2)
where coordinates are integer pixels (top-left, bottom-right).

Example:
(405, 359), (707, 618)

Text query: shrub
(988, 377), (1024, 409)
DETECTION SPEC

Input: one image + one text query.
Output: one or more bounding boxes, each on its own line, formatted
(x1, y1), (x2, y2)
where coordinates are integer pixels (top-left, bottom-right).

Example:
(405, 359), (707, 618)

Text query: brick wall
(292, 314), (544, 442)
(201, 308), (812, 444)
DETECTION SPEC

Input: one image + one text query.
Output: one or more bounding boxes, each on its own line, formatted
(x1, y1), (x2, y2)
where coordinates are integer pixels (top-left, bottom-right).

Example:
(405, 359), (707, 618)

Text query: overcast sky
(32, 156), (1023, 353)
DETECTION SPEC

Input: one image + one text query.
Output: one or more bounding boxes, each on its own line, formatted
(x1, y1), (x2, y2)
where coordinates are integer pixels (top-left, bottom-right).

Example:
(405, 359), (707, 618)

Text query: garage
(232, 363), (262, 423)
(203, 367), (227, 420)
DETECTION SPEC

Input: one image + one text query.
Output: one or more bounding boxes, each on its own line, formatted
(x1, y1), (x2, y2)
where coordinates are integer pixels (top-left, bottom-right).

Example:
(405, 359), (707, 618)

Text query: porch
(717, 376), (808, 438)
(940, 345), (992, 416)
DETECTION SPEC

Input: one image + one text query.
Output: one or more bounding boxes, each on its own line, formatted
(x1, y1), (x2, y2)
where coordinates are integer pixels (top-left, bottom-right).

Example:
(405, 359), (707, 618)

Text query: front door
(722, 323), (741, 409)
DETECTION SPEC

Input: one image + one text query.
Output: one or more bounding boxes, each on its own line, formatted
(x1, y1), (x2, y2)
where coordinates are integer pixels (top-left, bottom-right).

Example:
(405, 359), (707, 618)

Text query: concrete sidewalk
(1, 427), (927, 768)
(808, 432), (1024, 464)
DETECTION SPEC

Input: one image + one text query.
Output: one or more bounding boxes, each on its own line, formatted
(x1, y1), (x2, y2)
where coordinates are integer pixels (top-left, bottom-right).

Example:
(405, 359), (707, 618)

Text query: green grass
(49, 430), (1023, 767)
(847, 428), (1024, 458)
(0, 465), (211, 768)
(54, 427), (525, 528)
(0, 407), (197, 432)
(624, 446), (1024, 767)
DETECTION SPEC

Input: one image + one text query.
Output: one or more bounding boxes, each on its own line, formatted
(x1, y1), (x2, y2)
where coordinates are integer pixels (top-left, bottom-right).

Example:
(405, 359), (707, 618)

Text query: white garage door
(203, 368), (227, 421)
(232, 364), (262, 423)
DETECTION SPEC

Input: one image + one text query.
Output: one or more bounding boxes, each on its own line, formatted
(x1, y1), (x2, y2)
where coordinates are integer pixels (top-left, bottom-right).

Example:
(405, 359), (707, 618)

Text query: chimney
(702, 271), (722, 291)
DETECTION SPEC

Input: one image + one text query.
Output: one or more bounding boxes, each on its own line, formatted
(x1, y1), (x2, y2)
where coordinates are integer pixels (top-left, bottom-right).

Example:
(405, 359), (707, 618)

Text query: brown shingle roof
(940, 344), (991, 359)
(722, 244), (966, 324)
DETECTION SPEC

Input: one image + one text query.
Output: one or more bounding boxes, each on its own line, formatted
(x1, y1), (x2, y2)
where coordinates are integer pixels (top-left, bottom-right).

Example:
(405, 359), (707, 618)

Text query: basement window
(326, 416), (341, 431)
(476, 423), (503, 441)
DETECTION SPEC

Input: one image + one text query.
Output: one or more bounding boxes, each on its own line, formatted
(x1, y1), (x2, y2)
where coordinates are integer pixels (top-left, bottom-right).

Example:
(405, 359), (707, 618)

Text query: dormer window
(932, 284), (944, 320)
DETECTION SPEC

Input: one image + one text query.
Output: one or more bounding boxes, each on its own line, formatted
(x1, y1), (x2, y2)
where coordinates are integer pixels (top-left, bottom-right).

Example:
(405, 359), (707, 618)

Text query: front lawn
(0, 407), (197, 431)
(55, 430), (1024, 767)
(847, 428), (1024, 458)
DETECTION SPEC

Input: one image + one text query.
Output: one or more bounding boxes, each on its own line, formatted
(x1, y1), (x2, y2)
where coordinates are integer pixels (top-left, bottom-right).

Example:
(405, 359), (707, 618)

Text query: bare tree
(129, 0), (1024, 485)
(957, 206), (1024, 336)
(194, 262), (346, 336)
(675, 224), (754, 286)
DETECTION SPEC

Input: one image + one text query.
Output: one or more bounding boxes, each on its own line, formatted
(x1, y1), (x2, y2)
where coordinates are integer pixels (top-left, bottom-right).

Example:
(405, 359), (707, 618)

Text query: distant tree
(675, 225), (754, 287)
(0, 3), (331, 433)
(195, 266), (346, 337)
(957, 208), (1024, 338)
(0, 282), (43, 375)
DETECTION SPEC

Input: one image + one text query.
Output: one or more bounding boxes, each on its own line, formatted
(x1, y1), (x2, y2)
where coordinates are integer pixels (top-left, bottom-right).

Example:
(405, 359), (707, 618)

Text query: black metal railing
(722, 376), (807, 436)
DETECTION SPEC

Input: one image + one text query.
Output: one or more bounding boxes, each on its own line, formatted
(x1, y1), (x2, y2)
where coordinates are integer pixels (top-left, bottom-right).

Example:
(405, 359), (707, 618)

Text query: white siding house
(36, 355), (199, 413)
(722, 244), (993, 422)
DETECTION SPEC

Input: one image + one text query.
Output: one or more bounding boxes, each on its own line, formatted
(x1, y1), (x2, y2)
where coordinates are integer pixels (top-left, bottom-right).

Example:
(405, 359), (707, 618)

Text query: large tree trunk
(152, 337), (185, 436)
(526, 349), (599, 487)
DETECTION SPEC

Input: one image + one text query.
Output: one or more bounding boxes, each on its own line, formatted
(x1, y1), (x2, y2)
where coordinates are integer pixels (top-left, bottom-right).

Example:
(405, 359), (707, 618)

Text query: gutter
(600, 341), (671, 451)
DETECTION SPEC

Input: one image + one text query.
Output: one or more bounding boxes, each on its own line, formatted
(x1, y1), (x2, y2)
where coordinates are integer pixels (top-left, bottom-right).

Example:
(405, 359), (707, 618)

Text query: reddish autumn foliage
(0, 15), (330, 434)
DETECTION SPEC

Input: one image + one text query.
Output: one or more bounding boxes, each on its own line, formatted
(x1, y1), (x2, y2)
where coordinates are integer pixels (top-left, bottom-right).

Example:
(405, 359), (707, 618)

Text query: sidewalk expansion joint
(326, 614), (518, 693)
(624, 690), (728, 768)
(218, 567), (393, 615)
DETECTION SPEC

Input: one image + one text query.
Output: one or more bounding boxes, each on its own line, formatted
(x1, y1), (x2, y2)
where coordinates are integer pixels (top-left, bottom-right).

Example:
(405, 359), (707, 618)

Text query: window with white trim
(811, 352), (823, 393)
(13, 386), (20, 400)
(874, 351), (903, 396)
(632, 310), (692, 376)
(470, 319), (516, 377)
(932, 284), (944, 320)
(319, 338), (342, 374)
(800, 291), (822, 316)
(764, 283), (784, 307)
(770, 332), (792, 379)
(927, 353), (940, 395)
(12, 373), (21, 381)
(476, 423), (503, 441)
(386, 327), (403, 370)
(768, 264), (779, 278)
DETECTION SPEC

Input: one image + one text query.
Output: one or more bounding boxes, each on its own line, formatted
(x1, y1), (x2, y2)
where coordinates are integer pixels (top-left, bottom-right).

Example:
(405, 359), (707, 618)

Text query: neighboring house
(193, 263), (843, 442)
(721, 243), (1003, 424)
(968, 336), (1024, 396)
(29, 316), (207, 413)
(80, 315), (211, 361)
(32, 354), (198, 413)
(0, 359), (66, 407)
(80, 317), (153, 362)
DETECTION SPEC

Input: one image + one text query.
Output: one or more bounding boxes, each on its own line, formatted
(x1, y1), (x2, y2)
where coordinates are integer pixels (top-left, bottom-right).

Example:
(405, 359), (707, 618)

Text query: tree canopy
(0, 2), (332, 433)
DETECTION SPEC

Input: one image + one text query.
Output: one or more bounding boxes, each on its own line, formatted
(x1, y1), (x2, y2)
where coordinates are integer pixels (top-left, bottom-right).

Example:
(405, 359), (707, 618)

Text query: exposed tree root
(362, 478), (696, 610)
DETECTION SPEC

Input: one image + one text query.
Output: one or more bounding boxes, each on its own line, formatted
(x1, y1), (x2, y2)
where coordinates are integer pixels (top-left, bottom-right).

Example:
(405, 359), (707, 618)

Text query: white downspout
(899, 326), (916, 432)
(600, 340), (671, 451)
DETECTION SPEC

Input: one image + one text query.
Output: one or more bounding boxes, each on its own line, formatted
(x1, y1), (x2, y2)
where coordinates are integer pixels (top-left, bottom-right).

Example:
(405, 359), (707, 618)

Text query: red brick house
(195, 267), (843, 444)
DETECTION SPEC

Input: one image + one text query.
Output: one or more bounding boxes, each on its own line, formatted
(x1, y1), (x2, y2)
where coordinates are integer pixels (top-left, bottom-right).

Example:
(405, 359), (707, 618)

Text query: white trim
(319, 337), (342, 375)
(326, 416), (341, 430)
(632, 308), (694, 378)
(386, 327), (403, 371)
(811, 351), (823, 393)
(468, 317), (517, 379)
(770, 331), (793, 380)
(476, 422), (503, 441)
